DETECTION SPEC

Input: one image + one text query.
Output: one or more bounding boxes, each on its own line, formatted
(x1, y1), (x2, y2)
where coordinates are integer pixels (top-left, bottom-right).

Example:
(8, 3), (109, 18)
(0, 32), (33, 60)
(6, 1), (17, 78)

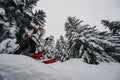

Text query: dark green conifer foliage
(0, 0), (46, 53)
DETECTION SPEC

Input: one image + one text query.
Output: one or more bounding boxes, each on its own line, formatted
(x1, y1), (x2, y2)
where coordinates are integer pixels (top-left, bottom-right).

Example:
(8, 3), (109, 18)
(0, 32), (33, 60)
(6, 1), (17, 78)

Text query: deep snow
(0, 54), (120, 80)
(0, 54), (70, 80)
(49, 59), (120, 80)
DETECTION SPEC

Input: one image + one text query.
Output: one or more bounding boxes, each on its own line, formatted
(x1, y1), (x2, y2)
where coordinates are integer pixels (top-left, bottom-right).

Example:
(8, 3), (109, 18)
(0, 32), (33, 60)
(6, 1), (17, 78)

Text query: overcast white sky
(34, 0), (120, 40)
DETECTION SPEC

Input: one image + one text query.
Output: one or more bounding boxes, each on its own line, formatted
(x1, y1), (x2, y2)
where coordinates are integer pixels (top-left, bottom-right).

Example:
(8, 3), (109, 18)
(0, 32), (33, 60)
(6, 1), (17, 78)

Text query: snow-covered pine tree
(59, 16), (120, 64)
(55, 35), (65, 52)
(55, 35), (66, 61)
(101, 20), (120, 62)
(0, 0), (18, 53)
(101, 20), (120, 35)
(0, 0), (46, 54)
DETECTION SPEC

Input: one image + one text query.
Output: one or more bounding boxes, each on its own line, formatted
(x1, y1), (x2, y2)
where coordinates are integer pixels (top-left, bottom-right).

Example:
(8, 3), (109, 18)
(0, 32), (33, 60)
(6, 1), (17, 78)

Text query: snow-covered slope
(0, 54), (120, 80)
(0, 54), (70, 80)
(50, 59), (120, 80)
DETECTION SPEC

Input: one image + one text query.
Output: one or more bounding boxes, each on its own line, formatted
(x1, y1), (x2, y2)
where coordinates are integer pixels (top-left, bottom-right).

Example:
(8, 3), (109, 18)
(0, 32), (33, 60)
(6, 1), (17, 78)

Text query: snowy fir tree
(56, 16), (120, 64)
(101, 20), (120, 62)
(55, 35), (66, 53)
(0, 0), (46, 54)
(101, 20), (120, 35)
(55, 35), (67, 61)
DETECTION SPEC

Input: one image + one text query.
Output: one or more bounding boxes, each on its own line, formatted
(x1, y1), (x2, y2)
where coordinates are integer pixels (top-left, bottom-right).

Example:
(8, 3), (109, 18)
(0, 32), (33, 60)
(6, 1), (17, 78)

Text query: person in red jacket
(13, 27), (44, 56)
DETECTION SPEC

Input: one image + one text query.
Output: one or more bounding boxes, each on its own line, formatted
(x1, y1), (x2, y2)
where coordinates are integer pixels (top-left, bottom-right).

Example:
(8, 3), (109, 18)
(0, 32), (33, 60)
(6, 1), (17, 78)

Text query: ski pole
(42, 37), (49, 51)
(9, 29), (35, 54)
(9, 46), (20, 54)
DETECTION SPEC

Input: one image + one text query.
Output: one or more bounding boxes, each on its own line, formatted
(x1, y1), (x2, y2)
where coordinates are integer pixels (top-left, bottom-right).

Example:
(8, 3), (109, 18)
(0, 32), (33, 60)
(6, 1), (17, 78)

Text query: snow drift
(0, 54), (70, 80)
(50, 59), (120, 80)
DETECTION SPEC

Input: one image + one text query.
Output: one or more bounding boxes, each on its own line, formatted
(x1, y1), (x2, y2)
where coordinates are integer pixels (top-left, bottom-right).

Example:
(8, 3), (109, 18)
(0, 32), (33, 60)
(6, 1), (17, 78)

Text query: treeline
(55, 17), (120, 64)
(0, 0), (120, 64)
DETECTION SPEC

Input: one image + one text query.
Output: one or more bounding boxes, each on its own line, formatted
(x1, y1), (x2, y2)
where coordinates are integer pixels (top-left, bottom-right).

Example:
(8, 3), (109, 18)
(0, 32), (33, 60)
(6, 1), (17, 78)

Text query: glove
(45, 37), (49, 41)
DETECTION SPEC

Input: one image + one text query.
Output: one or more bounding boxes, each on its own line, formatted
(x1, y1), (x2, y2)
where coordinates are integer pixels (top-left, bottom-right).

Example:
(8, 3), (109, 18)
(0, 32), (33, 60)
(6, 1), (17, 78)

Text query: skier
(13, 27), (44, 56)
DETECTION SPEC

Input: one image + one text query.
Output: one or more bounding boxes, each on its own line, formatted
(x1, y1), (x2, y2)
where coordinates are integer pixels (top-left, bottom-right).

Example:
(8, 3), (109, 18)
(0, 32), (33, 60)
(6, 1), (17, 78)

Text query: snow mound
(0, 54), (70, 80)
(50, 59), (120, 80)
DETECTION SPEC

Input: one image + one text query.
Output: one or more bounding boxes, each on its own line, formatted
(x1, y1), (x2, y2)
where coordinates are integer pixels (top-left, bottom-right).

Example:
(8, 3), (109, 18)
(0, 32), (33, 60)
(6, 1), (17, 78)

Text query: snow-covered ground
(50, 59), (120, 80)
(0, 54), (120, 80)
(0, 54), (70, 80)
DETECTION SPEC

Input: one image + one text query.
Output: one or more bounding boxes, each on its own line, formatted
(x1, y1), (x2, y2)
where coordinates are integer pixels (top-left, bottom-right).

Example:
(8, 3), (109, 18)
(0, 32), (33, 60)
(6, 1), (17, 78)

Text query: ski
(43, 58), (58, 64)
(31, 51), (44, 59)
